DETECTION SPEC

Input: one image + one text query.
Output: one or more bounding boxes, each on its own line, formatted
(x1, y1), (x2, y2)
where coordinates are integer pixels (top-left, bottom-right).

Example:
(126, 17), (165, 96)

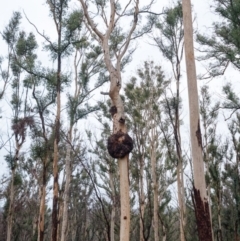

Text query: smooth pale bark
(60, 131), (72, 241)
(108, 64), (130, 241)
(79, 1), (139, 240)
(182, 0), (212, 240)
(182, 0), (206, 199)
(118, 158), (130, 241)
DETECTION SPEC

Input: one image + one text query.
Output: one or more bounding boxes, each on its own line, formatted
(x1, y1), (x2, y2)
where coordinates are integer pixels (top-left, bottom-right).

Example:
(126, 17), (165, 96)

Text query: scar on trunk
(192, 186), (212, 241)
(107, 131), (133, 159)
(195, 119), (202, 148)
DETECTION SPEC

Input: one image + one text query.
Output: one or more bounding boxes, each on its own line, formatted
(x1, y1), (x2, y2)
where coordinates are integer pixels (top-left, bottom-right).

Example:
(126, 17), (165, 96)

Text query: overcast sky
(0, 0), (239, 179)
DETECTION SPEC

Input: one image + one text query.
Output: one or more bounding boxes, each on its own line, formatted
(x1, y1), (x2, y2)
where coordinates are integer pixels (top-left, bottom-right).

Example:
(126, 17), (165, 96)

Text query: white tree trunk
(182, 0), (212, 240)
(182, 0), (206, 199)
(118, 158), (130, 241)
(79, 2), (140, 240)
(60, 131), (72, 241)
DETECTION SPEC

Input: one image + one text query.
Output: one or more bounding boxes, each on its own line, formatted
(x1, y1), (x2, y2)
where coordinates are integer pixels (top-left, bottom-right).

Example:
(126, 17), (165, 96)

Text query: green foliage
(4, 154), (16, 170)
(13, 172), (22, 186)
(109, 26), (126, 51)
(3, 2), (240, 241)
(1, 12), (21, 46)
(64, 10), (83, 36)
(222, 82), (240, 111)
(154, 1), (184, 64)
(15, 31), (38, 70)
(197, 0), (240, 76)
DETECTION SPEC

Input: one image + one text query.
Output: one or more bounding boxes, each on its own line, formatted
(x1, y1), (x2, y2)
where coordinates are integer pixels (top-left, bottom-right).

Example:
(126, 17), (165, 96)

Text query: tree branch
(23, 11), (57, 52)
(79, 0), (104, 41)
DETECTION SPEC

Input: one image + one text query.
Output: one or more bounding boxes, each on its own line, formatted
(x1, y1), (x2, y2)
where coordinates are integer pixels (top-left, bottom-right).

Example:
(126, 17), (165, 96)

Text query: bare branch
(79, 0), (104, 41)
(197, 60), (229, 80)
(115, 0), (132, 24)
(118, 0), (139, 62)
(23, 11), (57, 52)
(106, 0), (116, 39)
(100, 91), (109, 95)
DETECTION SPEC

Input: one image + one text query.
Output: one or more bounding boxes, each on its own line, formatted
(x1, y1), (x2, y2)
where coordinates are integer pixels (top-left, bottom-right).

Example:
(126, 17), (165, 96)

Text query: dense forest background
(0, 0), (240, 241)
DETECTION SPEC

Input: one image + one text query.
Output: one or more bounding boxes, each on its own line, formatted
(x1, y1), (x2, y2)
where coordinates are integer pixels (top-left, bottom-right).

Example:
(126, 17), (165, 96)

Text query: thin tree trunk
(203, 118), (215, 241)
(162, 224), (167, 241)
(109, 171), (116, 241)
(57, 192), (64, 241)
(150, 143), (159, 241)
(182, 0), (212, 240)
(7, 141), (21, 241)
(52, 65), (61, 241)
(52, 139), (59, 241)
(60, 130), (72, 241)
(71, 199), (77, 241)
(48, 1), (64, 239)
(118, 158), (130, 241)
(139, 157), (145, 241)
(177, 164), (185, 241)
(217, 195), (223, 241)
(51, 11), (62, 238)
(38, 161), (47, 241)
(176, 70), (186, 241)
(6, 167), (16, 241)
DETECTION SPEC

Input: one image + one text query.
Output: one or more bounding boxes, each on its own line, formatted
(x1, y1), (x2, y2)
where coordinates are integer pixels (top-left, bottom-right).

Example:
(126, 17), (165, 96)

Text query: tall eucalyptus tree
(182, 0), (212, 240)
(78, 1), (154, 240)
